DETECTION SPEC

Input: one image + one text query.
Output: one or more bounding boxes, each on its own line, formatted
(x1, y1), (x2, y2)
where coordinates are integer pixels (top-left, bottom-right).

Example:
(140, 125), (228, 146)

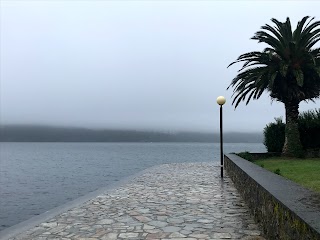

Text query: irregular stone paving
(10, 163), (266, 240)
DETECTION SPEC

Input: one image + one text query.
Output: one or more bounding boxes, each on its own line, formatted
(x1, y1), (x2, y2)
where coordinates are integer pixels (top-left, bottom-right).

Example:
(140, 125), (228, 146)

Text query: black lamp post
(217, 96), (226, 178)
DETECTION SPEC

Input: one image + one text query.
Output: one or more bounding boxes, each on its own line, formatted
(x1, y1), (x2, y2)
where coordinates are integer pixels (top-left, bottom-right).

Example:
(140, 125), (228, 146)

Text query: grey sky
(1, 1), (319, 132)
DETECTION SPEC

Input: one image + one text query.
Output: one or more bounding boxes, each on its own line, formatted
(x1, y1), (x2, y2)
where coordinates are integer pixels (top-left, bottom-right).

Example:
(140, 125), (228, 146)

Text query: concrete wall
(224, 154), (320, 240)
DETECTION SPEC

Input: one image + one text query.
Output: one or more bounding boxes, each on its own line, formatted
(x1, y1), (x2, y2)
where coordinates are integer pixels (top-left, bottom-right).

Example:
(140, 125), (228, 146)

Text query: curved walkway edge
(1, 162), (266, 240)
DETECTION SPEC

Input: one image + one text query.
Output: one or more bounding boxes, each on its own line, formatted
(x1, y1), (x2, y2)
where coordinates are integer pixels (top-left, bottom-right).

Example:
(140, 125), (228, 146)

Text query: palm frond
(227, 16), (320, 108)
(293, 69), (304, 87)
(293, 16), (310, 41)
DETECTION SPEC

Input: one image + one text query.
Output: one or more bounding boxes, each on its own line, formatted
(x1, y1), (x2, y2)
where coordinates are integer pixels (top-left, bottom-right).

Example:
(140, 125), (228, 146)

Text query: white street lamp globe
(217, 96), (226, 105)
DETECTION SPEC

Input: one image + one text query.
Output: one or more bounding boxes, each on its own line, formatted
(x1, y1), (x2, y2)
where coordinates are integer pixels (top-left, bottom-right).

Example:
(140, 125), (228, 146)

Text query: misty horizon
(0, 124), (264, 143)
(0, 123), (264, 134)
(1, 1), (319, 132)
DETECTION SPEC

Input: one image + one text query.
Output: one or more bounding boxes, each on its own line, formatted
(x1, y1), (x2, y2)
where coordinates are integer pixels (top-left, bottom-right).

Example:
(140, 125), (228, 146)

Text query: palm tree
(228, 16), (320, 157)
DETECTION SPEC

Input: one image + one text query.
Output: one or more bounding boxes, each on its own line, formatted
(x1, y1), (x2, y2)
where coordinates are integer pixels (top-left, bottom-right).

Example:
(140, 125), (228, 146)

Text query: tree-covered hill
(0, 125), (263, 143)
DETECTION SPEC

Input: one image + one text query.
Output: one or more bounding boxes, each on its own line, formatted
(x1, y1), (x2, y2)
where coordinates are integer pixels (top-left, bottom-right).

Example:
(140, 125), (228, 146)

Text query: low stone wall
(224, 154), (320, 240)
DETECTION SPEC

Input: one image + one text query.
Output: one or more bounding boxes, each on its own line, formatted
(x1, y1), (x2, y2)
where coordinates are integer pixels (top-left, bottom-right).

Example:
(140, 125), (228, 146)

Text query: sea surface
(0, 142), (266, 231)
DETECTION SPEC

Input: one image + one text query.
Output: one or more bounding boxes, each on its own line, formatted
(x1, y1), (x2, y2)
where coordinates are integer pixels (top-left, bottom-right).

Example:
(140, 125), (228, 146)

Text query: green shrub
(263, 117), (285, 152)
(274, 168), (281, 175)
(298, 109), (320, 149)
(264, 109), (320, 152)
(237, 151), (254, 161)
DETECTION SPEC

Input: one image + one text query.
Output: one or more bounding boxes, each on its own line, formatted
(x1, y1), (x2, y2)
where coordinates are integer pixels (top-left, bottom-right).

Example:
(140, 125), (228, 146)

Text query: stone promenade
(9, 163), (266, 240)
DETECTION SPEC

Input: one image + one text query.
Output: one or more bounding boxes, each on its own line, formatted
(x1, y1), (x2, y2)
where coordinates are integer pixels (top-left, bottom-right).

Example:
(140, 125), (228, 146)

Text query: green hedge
(299, 109), (320, 149)
(264, 109), (320, 152)
(264, 118), (285, 152)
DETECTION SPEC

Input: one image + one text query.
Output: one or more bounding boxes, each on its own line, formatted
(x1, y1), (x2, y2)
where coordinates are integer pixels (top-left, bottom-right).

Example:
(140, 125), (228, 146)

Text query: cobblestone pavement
(10, 163), (266, 240)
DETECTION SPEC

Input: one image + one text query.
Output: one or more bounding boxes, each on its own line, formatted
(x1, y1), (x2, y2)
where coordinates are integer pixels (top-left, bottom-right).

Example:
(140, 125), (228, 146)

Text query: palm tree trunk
(282, 101), (304, 157)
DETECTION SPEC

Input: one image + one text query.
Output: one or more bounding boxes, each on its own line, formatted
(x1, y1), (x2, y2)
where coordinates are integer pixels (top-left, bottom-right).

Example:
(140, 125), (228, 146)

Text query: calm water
(0, 142), (266, 231)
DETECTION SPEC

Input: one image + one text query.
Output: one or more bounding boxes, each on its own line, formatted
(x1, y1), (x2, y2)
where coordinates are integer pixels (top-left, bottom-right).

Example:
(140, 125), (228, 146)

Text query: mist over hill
(0, 125), (263, 143)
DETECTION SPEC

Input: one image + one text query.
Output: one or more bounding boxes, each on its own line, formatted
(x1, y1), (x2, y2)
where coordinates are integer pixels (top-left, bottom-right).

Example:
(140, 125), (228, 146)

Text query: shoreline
(0, 165), (159, 240)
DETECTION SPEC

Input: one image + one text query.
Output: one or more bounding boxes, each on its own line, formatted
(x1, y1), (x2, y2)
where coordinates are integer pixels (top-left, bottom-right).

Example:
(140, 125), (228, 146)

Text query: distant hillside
(0, 125), (263, 143)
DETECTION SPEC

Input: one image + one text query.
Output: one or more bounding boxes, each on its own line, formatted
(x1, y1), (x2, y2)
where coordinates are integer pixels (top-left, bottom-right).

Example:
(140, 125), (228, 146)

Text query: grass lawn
(254, 158), (320, 193)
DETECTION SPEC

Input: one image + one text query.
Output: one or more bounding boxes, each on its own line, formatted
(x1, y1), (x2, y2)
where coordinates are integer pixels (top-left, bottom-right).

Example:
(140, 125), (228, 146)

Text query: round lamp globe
(217, 96), (226, 105)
